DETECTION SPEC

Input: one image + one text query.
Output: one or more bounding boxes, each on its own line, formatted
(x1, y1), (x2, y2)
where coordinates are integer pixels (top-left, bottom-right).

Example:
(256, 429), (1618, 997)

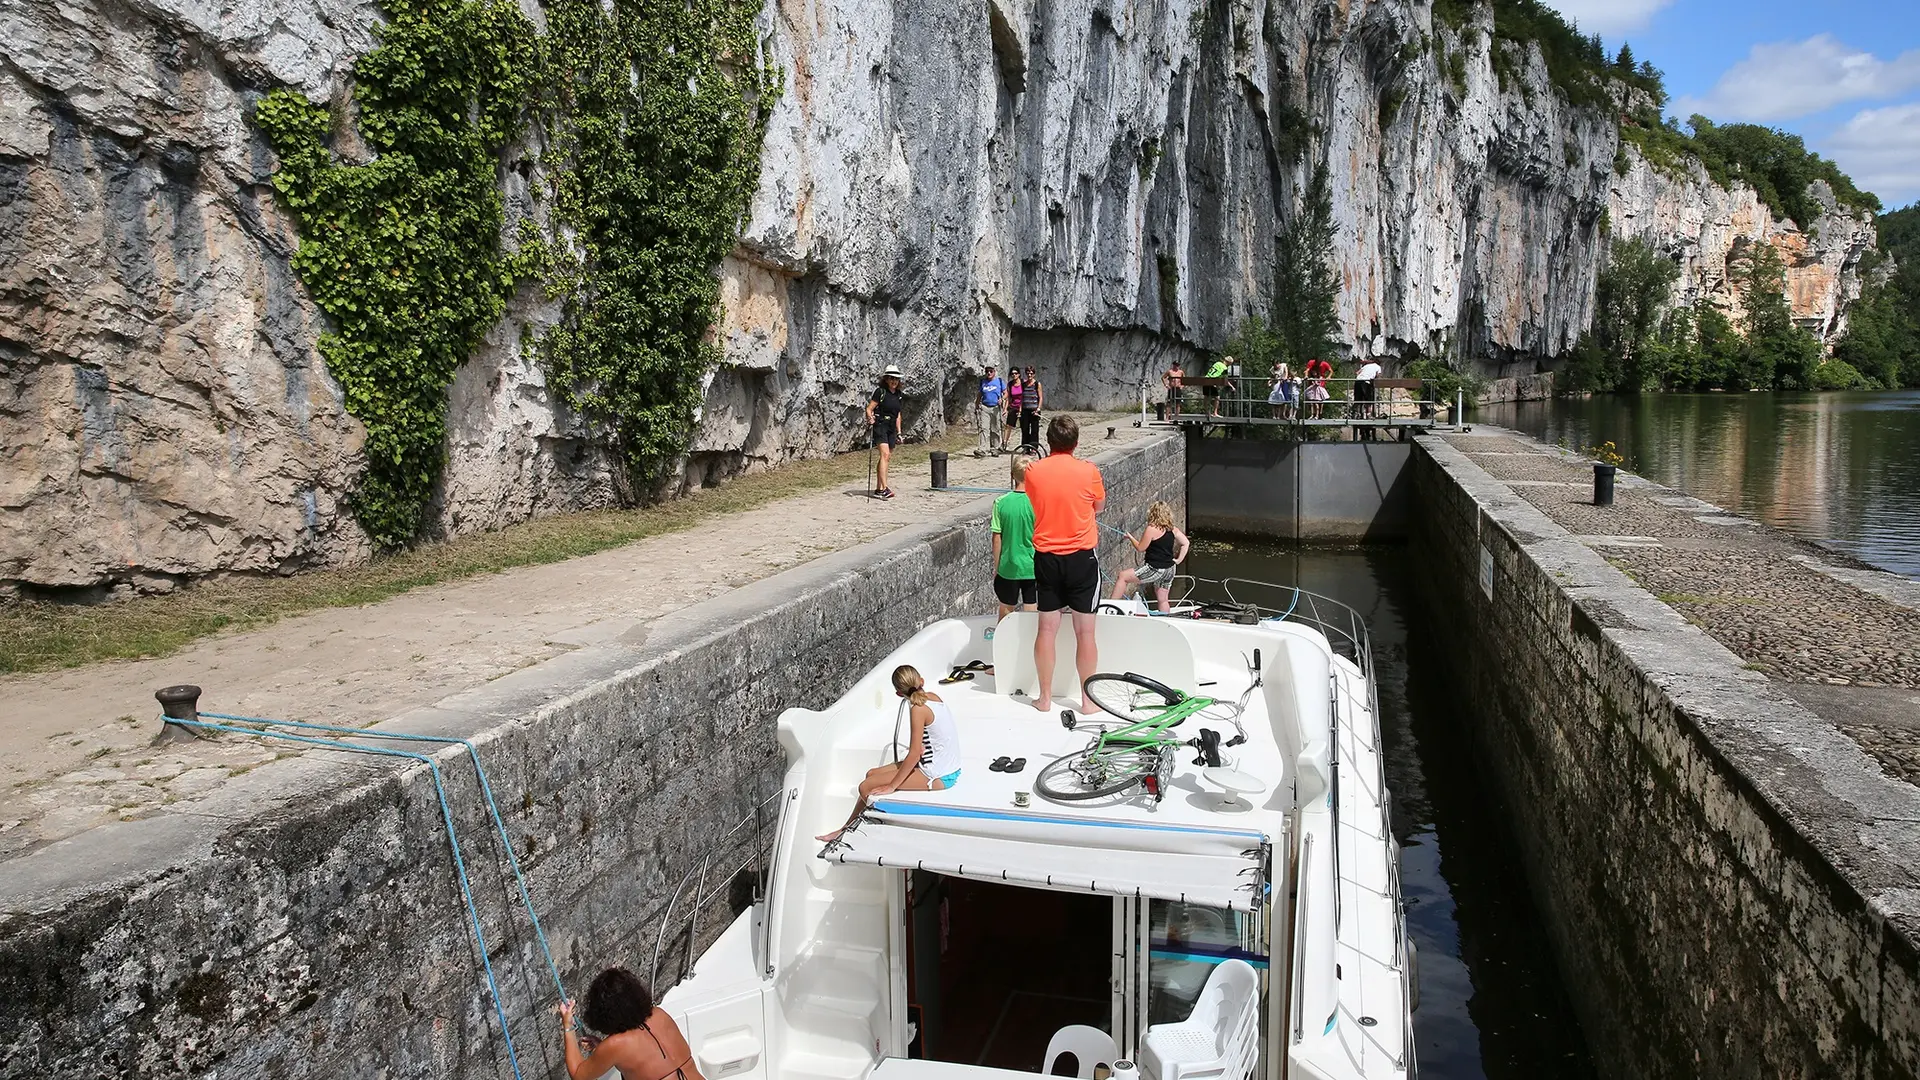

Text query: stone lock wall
(1408, 435), (1920, 1080)
(0, 433), (1184, 1078)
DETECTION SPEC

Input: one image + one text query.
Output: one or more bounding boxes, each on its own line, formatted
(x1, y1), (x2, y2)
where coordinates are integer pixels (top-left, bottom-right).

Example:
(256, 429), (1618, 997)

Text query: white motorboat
(659, 585), (1412, 1080)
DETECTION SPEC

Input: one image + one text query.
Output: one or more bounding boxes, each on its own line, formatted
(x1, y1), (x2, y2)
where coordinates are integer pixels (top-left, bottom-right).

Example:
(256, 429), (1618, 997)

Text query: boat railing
(651, 786), (790, 990)
(1165, 575), (1375, 686)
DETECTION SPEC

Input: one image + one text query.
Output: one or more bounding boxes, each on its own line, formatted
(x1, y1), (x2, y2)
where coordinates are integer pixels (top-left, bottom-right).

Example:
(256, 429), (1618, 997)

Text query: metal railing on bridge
(1138, 376), (1465, 436)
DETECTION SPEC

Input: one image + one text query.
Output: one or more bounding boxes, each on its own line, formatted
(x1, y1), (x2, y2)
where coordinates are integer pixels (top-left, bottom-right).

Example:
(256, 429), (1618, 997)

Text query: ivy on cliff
(255, 0), (539, 549)
(536, 0), (777, 495)
(258, 0), (772, 545)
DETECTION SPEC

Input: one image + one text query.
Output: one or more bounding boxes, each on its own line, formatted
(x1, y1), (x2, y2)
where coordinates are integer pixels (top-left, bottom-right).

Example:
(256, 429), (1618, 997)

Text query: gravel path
(0, 417), (1155, 859)
(1451, 426), (1920, 786)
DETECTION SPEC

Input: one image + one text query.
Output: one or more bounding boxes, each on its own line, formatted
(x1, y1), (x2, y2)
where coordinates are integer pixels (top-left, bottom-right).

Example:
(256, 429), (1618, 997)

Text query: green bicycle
(1034, 652), (1261, 804)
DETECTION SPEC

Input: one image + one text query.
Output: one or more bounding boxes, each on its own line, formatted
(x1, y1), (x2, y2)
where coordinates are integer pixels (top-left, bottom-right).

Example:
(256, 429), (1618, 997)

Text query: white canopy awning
(820, 799), (1272, 911)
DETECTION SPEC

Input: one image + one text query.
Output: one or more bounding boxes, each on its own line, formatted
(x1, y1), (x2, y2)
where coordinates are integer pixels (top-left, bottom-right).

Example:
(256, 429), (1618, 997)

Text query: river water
(1480, 390), (1920, 579)
(1185, 542), (1596, 1079)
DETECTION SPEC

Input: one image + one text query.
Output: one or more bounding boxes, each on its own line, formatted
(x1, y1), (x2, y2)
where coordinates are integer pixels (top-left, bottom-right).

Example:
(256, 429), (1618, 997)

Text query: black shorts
(1034, 549), (1099, 614)
(1202, 385), (1220, 398)
(1354, 381), (1376, 402)
(871, 422), (899, 447)
(993, 575), (1038, 606)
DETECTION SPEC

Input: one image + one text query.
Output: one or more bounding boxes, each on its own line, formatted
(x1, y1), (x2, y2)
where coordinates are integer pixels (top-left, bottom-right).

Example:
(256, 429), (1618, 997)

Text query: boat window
(1146, 900), (1269, 1026)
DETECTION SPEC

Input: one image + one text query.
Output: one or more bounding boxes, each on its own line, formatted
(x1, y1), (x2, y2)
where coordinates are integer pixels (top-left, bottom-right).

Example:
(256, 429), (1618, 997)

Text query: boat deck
(855, 654), (1290, 832)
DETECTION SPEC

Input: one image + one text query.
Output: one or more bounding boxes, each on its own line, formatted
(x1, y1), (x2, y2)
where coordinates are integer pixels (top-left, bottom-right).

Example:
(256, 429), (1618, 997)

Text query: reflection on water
(1185, 543), (1595, 1080)
(1481, 390), (1920, 578)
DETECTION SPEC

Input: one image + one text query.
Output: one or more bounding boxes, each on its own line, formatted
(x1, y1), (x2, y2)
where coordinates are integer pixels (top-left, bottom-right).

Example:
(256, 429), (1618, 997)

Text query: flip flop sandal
(962, 660), (993, 672)
(988, 756), (1013, 772)
(939, 668), (975, 685)
(1004, 758), (1027, 774)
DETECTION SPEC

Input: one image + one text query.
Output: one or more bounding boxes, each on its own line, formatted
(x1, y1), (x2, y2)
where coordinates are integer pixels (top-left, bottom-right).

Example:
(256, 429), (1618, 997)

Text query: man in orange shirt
(1023, 415), (1106, 714)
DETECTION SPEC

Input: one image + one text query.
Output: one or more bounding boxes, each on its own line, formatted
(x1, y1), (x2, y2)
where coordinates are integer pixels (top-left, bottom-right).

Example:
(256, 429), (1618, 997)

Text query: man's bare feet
(1031, 697), (1053, 713)
(816, 828), (845, 843)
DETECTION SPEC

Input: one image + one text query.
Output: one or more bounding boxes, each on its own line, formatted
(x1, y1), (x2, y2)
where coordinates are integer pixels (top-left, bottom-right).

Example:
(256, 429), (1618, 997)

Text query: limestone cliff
(0, 0), (1877, 590)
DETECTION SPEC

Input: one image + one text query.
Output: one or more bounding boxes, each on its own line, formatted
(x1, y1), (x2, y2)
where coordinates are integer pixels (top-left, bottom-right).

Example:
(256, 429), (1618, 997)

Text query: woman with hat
(865, 365), (906, 499)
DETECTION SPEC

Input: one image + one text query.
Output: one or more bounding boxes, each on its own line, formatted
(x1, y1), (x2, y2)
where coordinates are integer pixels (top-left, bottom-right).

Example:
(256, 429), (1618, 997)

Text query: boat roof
(817, 614), (1308, 912)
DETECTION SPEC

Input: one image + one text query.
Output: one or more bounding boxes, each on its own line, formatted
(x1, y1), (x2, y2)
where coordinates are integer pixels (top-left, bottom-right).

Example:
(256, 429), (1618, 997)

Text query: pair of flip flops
(989, 756), (1027, 773)
(938, 660), (995, 684)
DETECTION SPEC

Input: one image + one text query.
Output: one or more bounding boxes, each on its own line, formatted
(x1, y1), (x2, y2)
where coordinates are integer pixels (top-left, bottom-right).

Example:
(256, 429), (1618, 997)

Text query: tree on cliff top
(1270, 164), (1343, 368)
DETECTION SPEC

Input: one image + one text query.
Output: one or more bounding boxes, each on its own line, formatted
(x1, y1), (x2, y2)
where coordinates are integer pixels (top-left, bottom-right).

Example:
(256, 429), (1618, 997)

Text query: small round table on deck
(1200, 767), (1264, 812)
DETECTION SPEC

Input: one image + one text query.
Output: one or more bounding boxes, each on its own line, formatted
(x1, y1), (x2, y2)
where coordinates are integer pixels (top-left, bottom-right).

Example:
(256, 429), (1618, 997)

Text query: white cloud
(1821, 103), (1920, 207)
(1544, 0), (1674, 37)
(1674, 36), (1920, 123)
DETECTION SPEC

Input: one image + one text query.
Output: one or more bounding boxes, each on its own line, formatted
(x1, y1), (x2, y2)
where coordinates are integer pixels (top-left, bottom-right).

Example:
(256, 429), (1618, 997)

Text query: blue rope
(168, 716), (532, 1080)
(199, 713), (567, 1004)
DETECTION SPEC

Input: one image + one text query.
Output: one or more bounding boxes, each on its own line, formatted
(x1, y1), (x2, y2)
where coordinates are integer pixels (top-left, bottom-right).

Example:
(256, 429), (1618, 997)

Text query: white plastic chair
(1043, 1024), (1121, 1078)
(1139, 959), (1260, 1080)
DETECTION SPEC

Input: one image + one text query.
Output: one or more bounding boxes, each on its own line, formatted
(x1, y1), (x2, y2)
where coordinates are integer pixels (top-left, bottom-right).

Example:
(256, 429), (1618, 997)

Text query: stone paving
(1446, 429), (1920, 785)
(0, 416), (1156, 860)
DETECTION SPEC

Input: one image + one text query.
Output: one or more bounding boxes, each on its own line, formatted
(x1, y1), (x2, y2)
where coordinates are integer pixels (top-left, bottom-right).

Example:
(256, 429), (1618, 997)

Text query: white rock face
(0, 0), (1877, 589)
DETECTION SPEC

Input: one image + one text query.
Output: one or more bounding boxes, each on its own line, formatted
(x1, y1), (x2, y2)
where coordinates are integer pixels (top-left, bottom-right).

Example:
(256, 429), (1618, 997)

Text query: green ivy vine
(538, 0), (777, 493)
(256, 0), (772, 546)
(256, 0), (539, 548)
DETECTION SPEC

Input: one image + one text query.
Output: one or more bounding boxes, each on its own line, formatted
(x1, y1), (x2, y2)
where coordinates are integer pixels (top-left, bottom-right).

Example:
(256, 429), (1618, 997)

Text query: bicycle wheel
(1035, 746), (1162, 803)
(1082, 672), (1184, 723)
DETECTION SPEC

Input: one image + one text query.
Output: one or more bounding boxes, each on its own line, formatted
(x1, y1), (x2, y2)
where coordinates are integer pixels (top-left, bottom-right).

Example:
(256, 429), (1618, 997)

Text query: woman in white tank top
(817, 665), (961, 843)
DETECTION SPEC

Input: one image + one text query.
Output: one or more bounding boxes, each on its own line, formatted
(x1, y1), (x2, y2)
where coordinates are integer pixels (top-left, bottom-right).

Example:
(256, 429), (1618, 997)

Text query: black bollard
(1593, 464), (1616, 506)
(930, 451), (949, 489)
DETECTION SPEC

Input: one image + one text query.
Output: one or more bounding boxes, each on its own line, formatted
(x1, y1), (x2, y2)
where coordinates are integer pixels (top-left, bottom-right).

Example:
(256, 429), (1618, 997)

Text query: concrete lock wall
(1408, 435), (1920, 1080)
(1186, 437), (1412, 542)
(0, 433), (1185, 1078)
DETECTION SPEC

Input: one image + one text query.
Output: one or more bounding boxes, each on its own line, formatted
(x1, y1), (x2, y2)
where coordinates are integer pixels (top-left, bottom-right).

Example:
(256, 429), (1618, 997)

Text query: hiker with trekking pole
(866, 365), (906, 499)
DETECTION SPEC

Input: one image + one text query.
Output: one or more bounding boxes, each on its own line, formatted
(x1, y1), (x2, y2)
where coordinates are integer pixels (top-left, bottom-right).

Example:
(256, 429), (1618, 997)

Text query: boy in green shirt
(990, 455), (1038, 619)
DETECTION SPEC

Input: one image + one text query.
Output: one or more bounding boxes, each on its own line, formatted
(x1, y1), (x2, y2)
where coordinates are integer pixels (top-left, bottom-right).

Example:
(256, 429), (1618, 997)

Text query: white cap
(882, 365), (903, 377)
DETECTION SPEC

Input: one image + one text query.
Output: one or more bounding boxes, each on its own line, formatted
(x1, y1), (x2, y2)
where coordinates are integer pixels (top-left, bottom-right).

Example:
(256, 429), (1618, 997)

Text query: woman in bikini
(560, 968), (705, 1080)
(816, 665), (961, 843)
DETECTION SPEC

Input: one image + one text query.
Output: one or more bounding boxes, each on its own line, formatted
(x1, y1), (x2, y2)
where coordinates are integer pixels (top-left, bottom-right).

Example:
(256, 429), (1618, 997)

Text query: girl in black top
(1109, 501), (1190, 613)
(865, 367), (905, 498)
(1018, 367), (1043, 450)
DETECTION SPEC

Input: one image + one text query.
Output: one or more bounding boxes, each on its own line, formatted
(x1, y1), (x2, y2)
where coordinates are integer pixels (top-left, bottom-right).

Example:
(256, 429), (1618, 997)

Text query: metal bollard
(154, 684), (210, 743)
(930, 451), (948, 489)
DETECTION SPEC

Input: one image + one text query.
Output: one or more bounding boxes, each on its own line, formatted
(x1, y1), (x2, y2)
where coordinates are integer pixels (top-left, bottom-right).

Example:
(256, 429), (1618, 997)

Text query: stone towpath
(0, 417), (1158, 860)
(1445, 430), (1920, 787)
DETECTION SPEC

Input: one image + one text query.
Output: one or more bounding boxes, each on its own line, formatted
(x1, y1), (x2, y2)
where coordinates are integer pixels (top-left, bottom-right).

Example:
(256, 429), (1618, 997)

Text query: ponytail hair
(892, 664), (928, 706)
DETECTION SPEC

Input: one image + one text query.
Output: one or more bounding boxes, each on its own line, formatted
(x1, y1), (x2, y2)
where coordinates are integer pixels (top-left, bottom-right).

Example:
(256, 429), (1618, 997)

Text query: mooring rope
(167, 712), (564, 1080)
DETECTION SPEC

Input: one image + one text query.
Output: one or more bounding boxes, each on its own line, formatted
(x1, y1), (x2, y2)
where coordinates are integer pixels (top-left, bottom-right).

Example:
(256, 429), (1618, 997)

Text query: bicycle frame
(1085, 694), (1218, 755)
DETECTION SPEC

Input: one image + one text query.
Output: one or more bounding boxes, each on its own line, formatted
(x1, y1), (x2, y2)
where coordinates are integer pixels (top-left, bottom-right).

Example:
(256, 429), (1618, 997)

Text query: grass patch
(2, 431), (982, 674)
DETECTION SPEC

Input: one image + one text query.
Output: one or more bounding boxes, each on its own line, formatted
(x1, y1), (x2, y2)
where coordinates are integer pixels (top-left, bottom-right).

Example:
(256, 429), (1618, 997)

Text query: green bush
(1809, 359), (1872, 391)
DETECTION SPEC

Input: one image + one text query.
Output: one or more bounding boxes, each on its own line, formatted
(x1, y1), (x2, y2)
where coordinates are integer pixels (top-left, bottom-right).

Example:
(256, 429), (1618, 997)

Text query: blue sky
(1546, 0), (1920, 209)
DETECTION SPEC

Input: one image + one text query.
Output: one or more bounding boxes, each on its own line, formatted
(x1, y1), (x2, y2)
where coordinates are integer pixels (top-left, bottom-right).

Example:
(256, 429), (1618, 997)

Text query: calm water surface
(1481, 390), (1920, 578)
(1186, 543), (1595, 1079)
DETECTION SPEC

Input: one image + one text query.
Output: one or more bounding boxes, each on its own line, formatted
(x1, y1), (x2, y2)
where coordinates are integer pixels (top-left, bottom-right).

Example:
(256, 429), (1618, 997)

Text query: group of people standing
(974, 364), (1046, 456)
(1159, 355), (1384, 421)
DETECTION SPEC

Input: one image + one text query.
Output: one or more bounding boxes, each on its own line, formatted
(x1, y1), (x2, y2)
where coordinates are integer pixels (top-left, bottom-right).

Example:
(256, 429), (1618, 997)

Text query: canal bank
(0, 433), (1184, 1077)
(1410, 429), (1920, 1080)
